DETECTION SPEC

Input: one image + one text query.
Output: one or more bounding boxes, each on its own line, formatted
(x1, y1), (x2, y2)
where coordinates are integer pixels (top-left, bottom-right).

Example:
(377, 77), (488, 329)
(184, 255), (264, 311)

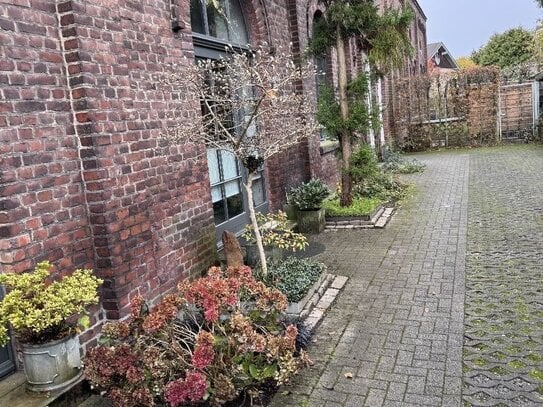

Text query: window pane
(252, 176), (265, 206)
(207, 149), (220, 185)
(228, 0), (249, 44)
(213, 200), (227, 224)
(211, 185), (222, 202)
(226, 193), (244, 218)
(190, 0), (206, 35)
(207, 3), (229, 41)
(221, 150), (239, 180)
(224, 179), (241, 197)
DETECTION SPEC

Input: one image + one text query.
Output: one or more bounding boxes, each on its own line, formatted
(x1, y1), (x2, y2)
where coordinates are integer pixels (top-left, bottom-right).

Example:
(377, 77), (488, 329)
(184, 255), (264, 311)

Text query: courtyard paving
(271, 145), (543, 407)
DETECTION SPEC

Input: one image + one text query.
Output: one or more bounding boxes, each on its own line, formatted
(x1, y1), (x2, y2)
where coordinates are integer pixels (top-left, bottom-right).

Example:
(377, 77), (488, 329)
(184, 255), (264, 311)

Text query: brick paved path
(271, 145), (543, 407)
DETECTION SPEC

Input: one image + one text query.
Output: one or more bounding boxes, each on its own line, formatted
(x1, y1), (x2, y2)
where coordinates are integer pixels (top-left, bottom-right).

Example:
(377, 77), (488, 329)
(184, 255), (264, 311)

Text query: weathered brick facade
(380, 0), (428, 146)
(1, 0), (425, 353)
(0, 0), (345, 343)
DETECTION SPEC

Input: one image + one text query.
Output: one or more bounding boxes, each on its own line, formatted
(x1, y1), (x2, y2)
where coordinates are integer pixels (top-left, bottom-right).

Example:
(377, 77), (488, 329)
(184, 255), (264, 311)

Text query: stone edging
(285, 272), (331, 316)
(325, 207), (395, 230)
(299, 275), (349, 333)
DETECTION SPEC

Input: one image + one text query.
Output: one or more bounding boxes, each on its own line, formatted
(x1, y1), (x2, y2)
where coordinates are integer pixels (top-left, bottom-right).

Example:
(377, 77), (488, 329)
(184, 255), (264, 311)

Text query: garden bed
(325, 203), (384, 222)
(326, 206), (395, 230)
(323, 197), (383, 218)
(285, 272), (334, 317)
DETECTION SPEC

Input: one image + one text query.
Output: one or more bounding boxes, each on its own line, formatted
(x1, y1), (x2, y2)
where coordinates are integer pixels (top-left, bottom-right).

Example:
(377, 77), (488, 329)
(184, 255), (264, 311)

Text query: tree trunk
(336, 25), (353, 207)
(243, 171), (268, 275)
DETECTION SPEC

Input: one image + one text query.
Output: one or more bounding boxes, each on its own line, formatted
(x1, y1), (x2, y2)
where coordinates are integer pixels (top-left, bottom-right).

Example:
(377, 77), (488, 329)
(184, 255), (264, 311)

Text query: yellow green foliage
(0, 261), (102, 345)
(242, 211), (308, 251)
(457, 56), (477, 69)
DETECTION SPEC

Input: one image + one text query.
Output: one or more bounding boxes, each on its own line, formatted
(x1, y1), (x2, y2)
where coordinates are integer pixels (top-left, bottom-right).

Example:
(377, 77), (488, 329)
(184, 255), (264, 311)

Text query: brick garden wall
(1, 0), (339, 345)
(379, 0), (427, 147)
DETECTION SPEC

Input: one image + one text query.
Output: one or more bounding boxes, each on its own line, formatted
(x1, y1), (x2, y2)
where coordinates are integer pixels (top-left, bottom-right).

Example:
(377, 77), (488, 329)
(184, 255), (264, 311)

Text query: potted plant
(241, 211), (308, 267)
(288, 179), (330, 233)
(0, 261), (102, 392)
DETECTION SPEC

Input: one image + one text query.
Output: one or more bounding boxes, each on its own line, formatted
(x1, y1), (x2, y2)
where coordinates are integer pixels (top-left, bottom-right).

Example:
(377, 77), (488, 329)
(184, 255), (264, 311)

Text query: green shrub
(349, 144), (379, 182)
(323, 196), (383, 217)
(288, 179), (330, 210)
(265, 257), (327, 303)
(0, 261), (102, 345)
(242, 211), (307, 251)
(354, 172), (409, 203)
(382, 150), (425, 174)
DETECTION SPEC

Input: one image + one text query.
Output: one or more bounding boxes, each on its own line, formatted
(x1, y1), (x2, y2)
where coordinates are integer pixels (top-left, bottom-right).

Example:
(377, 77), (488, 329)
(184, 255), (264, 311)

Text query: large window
(313, 12), (330, 141)
(191, 0), (267, 242)
(190, 0), (249, 44)
(207, 149), (244, 224)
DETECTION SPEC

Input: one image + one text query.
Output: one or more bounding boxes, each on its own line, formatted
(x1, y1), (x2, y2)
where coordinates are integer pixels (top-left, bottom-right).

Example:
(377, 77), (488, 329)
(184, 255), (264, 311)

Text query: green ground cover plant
(382, 150), (426, 174)
(323, 196), (383, 217)
(263, 257), (327, 303)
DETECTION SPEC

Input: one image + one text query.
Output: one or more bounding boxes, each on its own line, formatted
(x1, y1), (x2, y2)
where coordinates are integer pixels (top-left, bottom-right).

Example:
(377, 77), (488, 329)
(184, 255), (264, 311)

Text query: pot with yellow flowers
(0, 261), (102, 392)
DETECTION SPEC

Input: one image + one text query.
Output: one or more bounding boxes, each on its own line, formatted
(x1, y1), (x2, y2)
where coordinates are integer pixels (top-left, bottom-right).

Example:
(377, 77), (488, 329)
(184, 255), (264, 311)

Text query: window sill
(319, 140), (340, 155)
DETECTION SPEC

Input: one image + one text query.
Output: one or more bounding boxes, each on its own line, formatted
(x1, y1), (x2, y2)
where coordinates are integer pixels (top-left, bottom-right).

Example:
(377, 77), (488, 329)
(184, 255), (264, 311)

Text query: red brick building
(0, 0), (426, 375)
(379, 0), (428, 146)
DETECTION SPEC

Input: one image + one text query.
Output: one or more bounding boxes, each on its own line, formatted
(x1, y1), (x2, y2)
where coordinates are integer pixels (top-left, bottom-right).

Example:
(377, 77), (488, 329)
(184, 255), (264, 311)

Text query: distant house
(427, 42), (459, 73)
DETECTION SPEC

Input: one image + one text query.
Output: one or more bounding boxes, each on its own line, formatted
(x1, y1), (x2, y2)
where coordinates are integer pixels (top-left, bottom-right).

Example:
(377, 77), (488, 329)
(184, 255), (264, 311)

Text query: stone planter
(21, 334), (83, 393)
(282, 203), (298, 222)
(296, 208), (325, 234)
(244, 244), (284, 267)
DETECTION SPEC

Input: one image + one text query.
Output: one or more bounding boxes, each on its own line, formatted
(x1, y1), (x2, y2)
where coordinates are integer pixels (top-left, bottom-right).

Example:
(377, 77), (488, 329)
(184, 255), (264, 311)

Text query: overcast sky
(417, 0), (542, 59)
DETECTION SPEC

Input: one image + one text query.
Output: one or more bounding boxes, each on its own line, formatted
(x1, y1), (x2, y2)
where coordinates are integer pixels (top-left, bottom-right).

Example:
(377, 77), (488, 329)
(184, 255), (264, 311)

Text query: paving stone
(385, 381), (407, 402)
(462, 145), (543, 405)
(365, 388), (386, 406)
(331, 276), (348, 290)
(270, 146), (543, 407)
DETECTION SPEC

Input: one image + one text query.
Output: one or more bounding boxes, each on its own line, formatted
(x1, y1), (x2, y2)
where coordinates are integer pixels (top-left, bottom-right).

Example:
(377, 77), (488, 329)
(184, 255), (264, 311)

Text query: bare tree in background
(163, 46), (317, 275)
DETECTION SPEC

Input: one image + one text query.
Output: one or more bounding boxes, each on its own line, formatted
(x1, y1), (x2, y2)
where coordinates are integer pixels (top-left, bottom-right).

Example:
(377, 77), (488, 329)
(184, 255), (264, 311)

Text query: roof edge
(410, 0), (427, 21)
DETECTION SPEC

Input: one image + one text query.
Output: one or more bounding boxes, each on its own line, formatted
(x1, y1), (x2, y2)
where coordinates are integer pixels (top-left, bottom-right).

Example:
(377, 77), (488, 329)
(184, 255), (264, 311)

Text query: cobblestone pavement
(270, 145), (543, 407)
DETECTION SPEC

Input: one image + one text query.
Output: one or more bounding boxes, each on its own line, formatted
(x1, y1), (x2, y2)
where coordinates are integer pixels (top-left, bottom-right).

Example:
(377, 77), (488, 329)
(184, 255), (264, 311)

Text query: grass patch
(527, 353), (543, 363)
(473, 358), (488, 367)
(529, 369), (543, 381)
(323, 197), (383, 217)
(507, 360), (526, 369)
(490, 366), (508, 376)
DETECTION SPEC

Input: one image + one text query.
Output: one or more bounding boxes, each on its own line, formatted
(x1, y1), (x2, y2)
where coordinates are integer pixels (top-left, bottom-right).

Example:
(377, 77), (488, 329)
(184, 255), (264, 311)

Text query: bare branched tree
(163, 45), (317, 275)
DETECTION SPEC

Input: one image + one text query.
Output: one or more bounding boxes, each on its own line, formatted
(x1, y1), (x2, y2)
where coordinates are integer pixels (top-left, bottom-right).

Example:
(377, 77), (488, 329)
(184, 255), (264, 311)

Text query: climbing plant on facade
(308, 0), (413, 206)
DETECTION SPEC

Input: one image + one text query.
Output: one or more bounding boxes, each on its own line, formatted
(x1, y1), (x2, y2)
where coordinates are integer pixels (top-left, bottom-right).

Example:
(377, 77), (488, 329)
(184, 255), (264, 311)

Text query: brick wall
(1, 0), (338, 342)
(378, 0), (428, 146)
(0, 1), (95, 274)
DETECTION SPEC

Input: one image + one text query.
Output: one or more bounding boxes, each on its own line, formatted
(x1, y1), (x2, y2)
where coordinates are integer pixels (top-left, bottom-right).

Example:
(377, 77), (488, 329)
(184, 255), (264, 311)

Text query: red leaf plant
(84, 266), (311, 406)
